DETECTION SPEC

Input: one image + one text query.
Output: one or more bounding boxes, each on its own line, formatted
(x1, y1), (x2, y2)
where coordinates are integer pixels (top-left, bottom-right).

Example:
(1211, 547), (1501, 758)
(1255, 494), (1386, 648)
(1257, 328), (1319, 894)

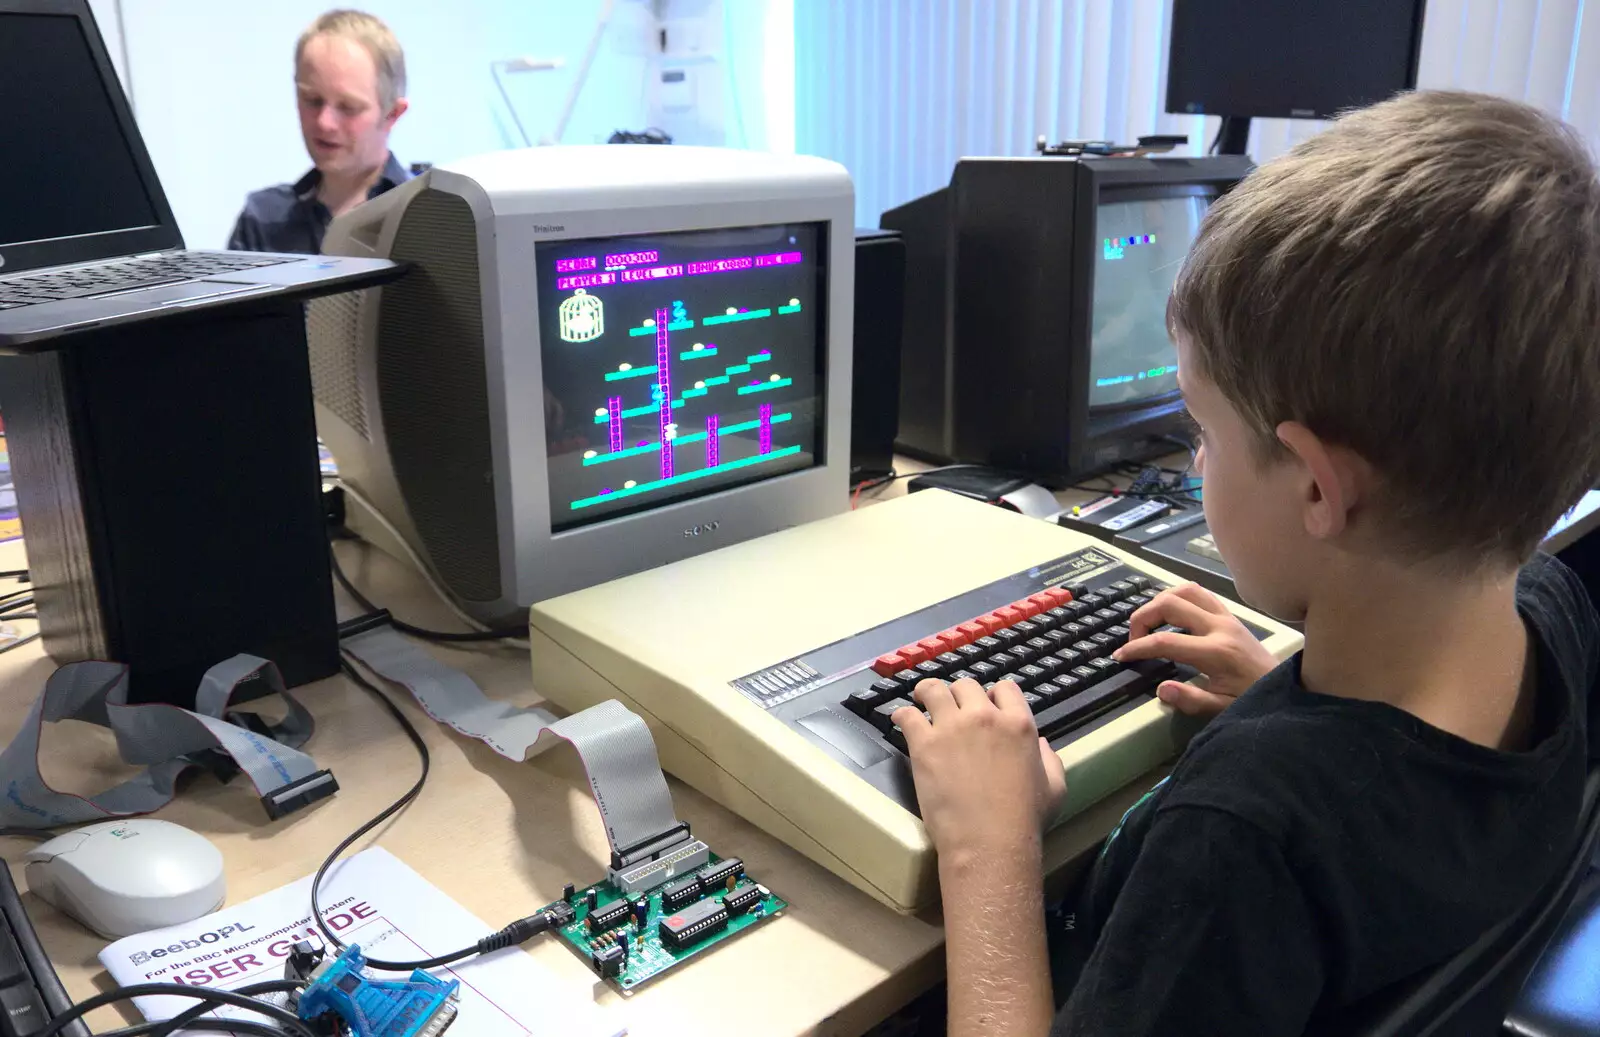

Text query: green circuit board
(546, 853), (787, 990)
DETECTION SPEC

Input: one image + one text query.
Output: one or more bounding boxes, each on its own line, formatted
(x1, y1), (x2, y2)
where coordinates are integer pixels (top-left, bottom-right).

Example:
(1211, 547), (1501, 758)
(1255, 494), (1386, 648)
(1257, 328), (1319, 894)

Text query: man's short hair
(296, 9), (406, 113)
(1171, 90), (1600, 565)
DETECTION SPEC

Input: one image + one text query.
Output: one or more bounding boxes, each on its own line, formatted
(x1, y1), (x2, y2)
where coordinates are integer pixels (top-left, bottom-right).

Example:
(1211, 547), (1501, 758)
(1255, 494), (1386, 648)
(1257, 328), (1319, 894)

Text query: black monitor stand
(1215, 116), (1252, 156)
(1, 300), (357, 705)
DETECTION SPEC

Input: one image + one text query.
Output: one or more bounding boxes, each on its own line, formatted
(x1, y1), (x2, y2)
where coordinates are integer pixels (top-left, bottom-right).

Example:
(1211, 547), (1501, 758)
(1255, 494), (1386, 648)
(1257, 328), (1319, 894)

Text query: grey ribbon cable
(0, 655), (336, 828)
(341, 627), (684, 864)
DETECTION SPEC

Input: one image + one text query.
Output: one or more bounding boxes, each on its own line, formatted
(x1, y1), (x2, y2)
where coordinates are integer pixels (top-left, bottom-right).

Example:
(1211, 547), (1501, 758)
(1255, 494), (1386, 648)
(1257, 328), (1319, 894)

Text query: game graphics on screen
(538, 226), (822, 530)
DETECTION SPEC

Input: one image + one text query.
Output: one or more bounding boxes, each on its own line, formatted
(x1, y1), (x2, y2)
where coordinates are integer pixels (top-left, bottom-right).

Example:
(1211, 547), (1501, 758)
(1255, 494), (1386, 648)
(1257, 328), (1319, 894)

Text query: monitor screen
(0, 13), (160, 247)
(1166, 0), (1422, 121)
(537, 223), (827, 532)
(1088, 194), (1209, 409)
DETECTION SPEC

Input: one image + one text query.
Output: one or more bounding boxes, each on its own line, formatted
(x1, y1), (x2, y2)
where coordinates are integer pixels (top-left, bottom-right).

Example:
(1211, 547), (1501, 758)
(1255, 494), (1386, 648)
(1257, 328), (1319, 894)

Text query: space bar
(1036, 660), (1177, 741)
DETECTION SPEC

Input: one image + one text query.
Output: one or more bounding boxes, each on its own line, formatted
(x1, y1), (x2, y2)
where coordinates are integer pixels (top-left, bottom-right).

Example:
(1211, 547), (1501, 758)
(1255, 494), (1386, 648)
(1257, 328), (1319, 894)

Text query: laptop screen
(0, 13), (160, 249)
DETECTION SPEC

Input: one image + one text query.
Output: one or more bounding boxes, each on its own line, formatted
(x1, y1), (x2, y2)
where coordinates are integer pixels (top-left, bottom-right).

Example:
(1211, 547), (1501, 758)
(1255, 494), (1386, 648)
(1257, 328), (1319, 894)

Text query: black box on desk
(852, 228), (905, 481)
(0, 302), (338, 703)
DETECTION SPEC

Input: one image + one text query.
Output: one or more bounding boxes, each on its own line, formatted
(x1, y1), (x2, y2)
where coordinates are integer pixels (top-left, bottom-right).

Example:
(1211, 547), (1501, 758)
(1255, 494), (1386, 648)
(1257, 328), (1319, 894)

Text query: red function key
(1011, 599), (1043, 619)
(917, 636), (947, 656)
(992, 606), (1024, 626)
(1028, 592), (1057, 610)
(873, 653), (908, 677)
(1044, 587), (1074, 605)
(898, 643), (930, 666)
(957, 621), (989, 640)
(937, 628), (968, 650)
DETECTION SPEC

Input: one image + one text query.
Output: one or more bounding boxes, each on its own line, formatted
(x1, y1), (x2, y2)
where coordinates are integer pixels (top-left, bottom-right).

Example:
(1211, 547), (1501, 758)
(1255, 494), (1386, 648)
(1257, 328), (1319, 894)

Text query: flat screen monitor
(535, 223), (827, 532)
(1166, 0), (1424, 121)
(1088, 193), (1210, 409)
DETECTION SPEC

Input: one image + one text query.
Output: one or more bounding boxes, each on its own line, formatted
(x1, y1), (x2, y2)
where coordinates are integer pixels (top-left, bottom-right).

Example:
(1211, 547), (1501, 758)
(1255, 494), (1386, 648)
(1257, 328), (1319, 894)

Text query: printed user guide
(98, 846), (624, 1037)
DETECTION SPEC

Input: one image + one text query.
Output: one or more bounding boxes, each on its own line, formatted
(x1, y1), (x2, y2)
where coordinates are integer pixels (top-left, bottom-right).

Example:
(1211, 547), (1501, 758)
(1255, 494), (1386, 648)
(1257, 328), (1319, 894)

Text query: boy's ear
(1275, 421), (1368, 540)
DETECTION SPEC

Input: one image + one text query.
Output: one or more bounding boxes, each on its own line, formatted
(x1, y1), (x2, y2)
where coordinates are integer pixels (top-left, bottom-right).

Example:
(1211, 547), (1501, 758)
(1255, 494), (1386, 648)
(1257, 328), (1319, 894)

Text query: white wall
(102, 0), (660, 248)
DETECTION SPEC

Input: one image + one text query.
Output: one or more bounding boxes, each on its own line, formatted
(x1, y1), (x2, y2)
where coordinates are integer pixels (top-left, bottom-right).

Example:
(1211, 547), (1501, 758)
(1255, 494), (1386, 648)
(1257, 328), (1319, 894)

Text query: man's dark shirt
(227, 152), (408, 254)
(1050, 553), (1596, 1037)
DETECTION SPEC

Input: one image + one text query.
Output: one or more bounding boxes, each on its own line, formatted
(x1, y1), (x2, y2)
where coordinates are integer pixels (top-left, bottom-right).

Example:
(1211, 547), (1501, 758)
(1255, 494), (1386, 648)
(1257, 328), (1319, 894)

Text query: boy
(229, 10), (410, 253)
(894, 90), (1600, 1035)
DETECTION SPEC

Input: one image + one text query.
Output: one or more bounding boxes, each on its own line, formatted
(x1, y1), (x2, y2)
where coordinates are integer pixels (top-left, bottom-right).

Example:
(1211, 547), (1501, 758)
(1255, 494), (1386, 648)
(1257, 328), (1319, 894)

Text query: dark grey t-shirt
(1051, 553), (1596, 1037)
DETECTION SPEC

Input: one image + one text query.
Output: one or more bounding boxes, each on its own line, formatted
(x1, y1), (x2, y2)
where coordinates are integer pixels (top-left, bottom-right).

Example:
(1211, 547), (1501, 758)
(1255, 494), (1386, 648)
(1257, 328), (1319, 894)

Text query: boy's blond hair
(1171, 90), (1600, 564)
(296, 9), (406, 113)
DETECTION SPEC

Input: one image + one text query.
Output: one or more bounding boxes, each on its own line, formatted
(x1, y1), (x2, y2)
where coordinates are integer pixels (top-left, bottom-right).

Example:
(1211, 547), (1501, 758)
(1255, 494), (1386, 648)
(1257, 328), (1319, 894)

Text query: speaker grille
(377, 189), (502, 602)
(307, 290), (370, 439)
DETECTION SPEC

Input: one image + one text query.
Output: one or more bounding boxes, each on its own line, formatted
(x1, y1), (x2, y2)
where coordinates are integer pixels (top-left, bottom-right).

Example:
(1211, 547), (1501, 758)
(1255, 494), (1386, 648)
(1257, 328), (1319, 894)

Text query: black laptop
(0, 0), (398, 348)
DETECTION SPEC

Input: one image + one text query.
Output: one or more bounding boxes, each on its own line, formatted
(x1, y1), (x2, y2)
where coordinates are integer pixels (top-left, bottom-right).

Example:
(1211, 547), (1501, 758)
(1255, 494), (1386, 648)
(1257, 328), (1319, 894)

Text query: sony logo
(533, 224), (566, 233)
(683, 521), (721, 538)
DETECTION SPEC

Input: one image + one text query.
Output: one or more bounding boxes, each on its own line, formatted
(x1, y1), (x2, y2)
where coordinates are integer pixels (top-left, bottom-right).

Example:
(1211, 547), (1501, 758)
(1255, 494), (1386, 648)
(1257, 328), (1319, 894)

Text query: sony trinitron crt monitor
(1166, 0), (1425, 154)
(883, 154), (1251, 482)
(308, 146), (854, 622)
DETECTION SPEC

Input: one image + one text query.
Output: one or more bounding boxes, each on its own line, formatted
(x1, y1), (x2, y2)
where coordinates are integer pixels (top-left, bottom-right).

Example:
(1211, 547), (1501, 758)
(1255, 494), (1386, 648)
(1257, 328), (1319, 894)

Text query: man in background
(228, 9), (410, 253)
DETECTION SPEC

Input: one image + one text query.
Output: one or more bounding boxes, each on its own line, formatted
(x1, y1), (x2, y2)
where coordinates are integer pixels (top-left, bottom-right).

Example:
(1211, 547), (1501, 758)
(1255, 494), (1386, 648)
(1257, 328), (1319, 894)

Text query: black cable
(138, 980), (305, 1037)
(105, 1020), (293, 1037)
(310, 660), (553, 972)
(0, 634), (40, 656)
(0, 569), (28, 583)
(34, 984), (314, 1037)
(328, 549), (524, 643)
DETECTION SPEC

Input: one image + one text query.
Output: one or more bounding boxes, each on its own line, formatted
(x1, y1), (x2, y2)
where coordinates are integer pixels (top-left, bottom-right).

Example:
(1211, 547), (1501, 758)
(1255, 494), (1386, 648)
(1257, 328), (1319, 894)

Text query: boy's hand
(1113, 582), (1277, 717)
(892, 678), (1067, 866)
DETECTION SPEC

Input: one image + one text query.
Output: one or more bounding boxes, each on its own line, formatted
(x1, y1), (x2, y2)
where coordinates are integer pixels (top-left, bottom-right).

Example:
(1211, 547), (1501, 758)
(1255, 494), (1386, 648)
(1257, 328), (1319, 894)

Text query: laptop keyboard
(0, 252), (295, 309)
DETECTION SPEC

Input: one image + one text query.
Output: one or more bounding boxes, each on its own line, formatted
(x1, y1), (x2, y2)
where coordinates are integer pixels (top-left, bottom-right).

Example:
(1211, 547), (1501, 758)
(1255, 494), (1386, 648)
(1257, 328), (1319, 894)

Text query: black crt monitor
(883, 155), (1251, 483)
(1166, 0), (1425, 154)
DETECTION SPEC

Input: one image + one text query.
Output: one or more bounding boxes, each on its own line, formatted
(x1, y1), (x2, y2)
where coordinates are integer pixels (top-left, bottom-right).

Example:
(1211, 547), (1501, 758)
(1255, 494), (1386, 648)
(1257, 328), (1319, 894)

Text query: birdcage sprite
(559, 289), (605, 342)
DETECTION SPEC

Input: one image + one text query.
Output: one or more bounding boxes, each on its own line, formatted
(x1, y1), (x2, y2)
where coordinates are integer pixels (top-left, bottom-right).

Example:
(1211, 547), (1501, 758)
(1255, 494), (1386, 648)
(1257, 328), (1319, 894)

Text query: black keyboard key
(993, 628), (1024, 644)
(0, 983), (45, 1037)
(1125, 575), (1151, 590)
(1026, 636), (1053, 652)
(894, 668), (923, 685)
(871, 678), (904, 697)
(1017, 664), (1048, 687)
(886, 725), (909, 754)
(990, 651), (1019, 670)
(847, 689), (883, 714)
(1090, 656), (1121, 675)
(1125, 593), (1153, 607)
(949, 669), (977, 684)
(1012, 619), (1040, 636)
(1062, 601), (1093, 619)
(872, 698), (914, 732)
(974, 635), (1002, 651)
(1091, 632), (1119, 651)
(934, 651), (964, 670)
(1072, 639), (1101, 658)
(1034, 660), (1177, 741)
(1009, 644), (1038, 662)
(0, 932), (25, 989)
(1077, 594), (1106, 609)
(1060, 622), (1091, 640)
(1106, 624), (1130, 639)
(915, 660), (944, 680)
(1095, 608), (1121, 623)
(1108, 580), (1135, 598)
(955, 643), (985, 661)
(1066, 582), (1090, 597)
(1052, 648), (1084, 667)
(1071, 664), (1100, 684)
(1033, 680), (1063, 705)
(1039, 607), (1070, 627)
(1077, 614), (1107, 634)
(1111, 600), (1137, 615)
(1021, 692), (1046, 713)
(1034, 654), (1068, 678)
(1044, 628), (1075, 646)
(995, 673), (1024, 688)
(969, 660), (1000, 679)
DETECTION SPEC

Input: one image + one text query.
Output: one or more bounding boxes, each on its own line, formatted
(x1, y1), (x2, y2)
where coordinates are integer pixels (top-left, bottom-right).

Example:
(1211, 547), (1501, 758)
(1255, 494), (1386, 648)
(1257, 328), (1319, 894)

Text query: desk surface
(0, 459), (1169, 1037)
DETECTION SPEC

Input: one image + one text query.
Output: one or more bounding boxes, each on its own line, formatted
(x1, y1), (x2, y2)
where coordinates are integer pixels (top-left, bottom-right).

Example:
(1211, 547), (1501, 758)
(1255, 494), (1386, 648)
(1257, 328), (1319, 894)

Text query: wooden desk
(0, 458), (1167, 1037)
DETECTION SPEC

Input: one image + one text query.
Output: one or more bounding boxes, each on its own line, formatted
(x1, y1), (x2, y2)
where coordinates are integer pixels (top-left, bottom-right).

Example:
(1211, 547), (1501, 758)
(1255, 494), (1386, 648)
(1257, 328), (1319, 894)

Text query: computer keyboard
(0, 252), (294, 309)
(0, 865), (85, 1037)
(1186, 533), (1224, 562)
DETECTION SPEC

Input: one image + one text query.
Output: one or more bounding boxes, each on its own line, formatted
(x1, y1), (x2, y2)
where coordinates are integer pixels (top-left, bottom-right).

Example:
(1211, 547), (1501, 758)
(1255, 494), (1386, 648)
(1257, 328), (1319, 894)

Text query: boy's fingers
(948, 676), (991, 710)
(989, 678), (1030, 716)
(891, 703), (930, 748)
(1113, 629), (1227, 672)
(1156, 679), (1234, 717)
(1126, 592), (1215, 640)
(913, 678), (955, 718)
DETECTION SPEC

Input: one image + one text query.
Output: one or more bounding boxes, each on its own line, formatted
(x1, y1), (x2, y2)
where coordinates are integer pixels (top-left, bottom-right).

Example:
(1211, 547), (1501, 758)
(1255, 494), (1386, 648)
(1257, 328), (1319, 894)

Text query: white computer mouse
(22, 819), (225, 938)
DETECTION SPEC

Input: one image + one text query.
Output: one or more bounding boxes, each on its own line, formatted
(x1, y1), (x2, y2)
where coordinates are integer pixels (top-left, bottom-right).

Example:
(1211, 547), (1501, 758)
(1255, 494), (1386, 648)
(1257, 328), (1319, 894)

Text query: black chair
(1317, 768), (1600, 1037)
(1503, 862), (1600, 1036)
